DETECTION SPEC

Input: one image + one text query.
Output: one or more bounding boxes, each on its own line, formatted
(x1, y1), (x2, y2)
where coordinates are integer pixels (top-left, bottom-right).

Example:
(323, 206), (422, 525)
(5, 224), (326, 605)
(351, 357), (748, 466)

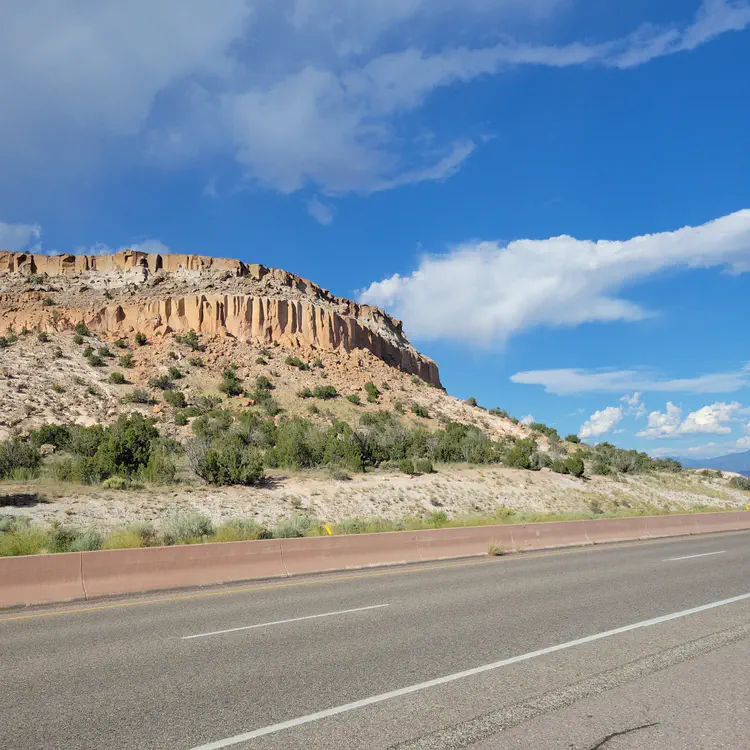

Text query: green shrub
(69, 528), (104, 552)
(465, 397), (478, 407)
(365, 382), (380, 403)
(41, 297), (56, 306)
(394, 400), (405, 414)
(88, 354), (104, 367)
(174, 412), (189, 426)
(414, 458), (434, 474)
(565, 434), (581, 444)
(504, 438), (535, 470)
(188, 356), (204, 368)
(98, 345), (114, 358)
(312, 385), (337, 400)
(164, 390), (187, 409)
(271, 419), (324, 469)
(102, 476), (128, 490)
(529, 422), (560, 441)
(74, 321), (90, 337)
(0, 439), (42, 480)
(73, 334), (84, 345)
(186, 435), (264, 485)
(162, 513), (215, 545)
(399, 458), (416, 475)
(285, 355), (305, 368)
(143, 442), (177, 484)
(297, 387), (313, 399)
(729, 476), (750, 491)
(273, 514), (314, 538)
(314, 358), (323, 368)
(82, 345), (94, 358)
(114, 338), (127, 349)
(121, 388), (153, 405)
(149, 374), (173, 391)
(212, 519), (271, 542)
(256, 357), (268, 365)
(167, 366), (183, 380)
(0, 526), (48, 557)
(565, 453), (585, 478)
(30, 424), (70, 450)
(255, 375), (273, 390)
(191, 410), (234, 440)
(119, 352), (134, 368)
(167, 351), (178, 360)
(323, 422), (364, 472)
(591, 458), (612, 475)
(37, 331), (50, 343)
(411, 403), (429, 418)
(219, 368), (243, 397)
(550, 459), (569, 475)
(175, 330), (203, 351)
(109, 371), (126, 385)
(135, 332), (147, 346)
(346, 393), (361, 405)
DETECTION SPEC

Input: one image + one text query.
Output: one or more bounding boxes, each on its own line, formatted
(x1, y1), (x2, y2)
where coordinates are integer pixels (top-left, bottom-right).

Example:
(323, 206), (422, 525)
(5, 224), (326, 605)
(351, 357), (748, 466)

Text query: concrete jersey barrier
(2, 511), (749, 608)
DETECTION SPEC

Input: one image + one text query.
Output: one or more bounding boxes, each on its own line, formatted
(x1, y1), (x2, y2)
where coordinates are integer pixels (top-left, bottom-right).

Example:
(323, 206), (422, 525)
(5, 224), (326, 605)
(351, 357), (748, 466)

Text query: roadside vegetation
(0, 502), (735, 557)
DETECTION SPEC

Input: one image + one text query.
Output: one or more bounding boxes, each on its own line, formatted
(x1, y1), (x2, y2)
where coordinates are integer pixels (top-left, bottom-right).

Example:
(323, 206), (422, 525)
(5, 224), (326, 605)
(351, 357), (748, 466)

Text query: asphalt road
(2, 531), (750, 749)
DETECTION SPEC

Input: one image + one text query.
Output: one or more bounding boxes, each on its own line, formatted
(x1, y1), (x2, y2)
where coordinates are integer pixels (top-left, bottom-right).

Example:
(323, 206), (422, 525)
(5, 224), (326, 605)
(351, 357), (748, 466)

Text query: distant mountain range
(677, 450), (750, 475)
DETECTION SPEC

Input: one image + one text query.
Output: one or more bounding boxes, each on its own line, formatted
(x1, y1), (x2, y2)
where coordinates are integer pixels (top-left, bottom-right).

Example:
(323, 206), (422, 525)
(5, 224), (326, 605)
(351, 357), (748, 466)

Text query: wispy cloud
(0, 221), (41, 252)
(307, 196), (336, 225)
(510, 365), (750, 395)
(1, 1), (748, 195)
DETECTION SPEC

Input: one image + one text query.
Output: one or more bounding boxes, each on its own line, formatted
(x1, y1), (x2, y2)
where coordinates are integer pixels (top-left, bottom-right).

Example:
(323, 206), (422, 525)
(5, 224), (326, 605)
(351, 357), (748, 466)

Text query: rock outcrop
(0, 250), (441, 387)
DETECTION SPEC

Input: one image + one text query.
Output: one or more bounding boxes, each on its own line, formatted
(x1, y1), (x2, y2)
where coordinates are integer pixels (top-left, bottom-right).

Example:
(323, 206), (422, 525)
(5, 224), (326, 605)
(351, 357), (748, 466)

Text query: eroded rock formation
(0, 250), (441, 387)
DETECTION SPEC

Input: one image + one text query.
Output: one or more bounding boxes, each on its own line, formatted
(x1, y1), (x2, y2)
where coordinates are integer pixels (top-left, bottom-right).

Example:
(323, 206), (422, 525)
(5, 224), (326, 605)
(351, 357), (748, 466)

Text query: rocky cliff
(0, 250), (441, 387)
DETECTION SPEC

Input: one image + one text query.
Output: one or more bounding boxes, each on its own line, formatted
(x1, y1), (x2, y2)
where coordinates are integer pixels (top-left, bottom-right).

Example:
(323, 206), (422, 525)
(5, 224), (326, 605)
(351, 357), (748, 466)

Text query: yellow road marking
(0, 530), (745, 625)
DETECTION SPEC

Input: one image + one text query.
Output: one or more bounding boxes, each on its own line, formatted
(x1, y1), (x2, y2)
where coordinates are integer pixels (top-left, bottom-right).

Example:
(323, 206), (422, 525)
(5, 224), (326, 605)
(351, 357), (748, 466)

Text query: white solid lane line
(182, 604), (390, 640)
(664, 551), (726, 562)
(190, 591), (750, 749)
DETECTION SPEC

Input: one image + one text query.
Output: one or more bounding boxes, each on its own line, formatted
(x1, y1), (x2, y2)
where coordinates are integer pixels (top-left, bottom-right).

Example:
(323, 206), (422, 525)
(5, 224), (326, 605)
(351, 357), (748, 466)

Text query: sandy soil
(1, 465), (745, 532)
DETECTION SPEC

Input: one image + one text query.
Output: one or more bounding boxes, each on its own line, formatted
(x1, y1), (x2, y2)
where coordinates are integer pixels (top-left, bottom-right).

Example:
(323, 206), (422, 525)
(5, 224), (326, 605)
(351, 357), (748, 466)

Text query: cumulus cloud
(362, 209), (750, 344)
(637, 401), (743, 438)
(307, 196), (337, 225)
(1, 1), (748, 195)
(0, 221), (42, 252)
(511, 365), (750, 395)
(579, 406), (623, 439)
(520, 414), (535, 425)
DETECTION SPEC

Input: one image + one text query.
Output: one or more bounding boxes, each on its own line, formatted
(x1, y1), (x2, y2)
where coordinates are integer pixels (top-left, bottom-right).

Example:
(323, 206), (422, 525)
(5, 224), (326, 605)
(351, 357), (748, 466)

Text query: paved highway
(2, 531), (750, 749)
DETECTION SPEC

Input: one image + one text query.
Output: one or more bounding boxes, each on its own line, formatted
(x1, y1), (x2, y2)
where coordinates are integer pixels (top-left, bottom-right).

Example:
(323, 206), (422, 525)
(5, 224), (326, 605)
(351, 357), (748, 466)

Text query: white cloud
(620, 391), (647, 418)
(362, 209), (750, 344)
(579, 406), (623, 439)
(1, 1), (748, 195)
(0, 221), (42, 252)
(307, 196), (337, 225)
(637, 401), (743, 438)
(520, 414), (535, 425)
(511, 366), (750, 395)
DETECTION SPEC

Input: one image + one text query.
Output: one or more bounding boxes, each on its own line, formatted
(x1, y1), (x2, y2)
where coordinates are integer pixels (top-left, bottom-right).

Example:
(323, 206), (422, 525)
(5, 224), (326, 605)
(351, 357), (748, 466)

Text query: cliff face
(0, 250), (441, 387)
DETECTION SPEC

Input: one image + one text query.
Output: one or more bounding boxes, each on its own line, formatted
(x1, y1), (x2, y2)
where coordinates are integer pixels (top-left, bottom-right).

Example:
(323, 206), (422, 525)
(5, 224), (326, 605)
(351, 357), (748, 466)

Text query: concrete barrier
(0, 552), (84, 607)
(3, 511), (750, 609)
(416, 525), (516, 559)
(81, 538), (286, 599)
(280, 531), (421, 576)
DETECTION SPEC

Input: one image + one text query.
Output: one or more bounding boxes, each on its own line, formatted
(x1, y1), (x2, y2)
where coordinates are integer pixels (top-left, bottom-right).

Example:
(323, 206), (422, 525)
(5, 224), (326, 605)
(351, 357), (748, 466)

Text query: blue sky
(1, 0), (749, 459)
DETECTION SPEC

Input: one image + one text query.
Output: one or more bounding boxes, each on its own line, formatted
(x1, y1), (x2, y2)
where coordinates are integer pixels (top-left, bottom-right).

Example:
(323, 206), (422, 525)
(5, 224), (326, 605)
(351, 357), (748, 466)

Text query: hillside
(1, 250), (748, 552)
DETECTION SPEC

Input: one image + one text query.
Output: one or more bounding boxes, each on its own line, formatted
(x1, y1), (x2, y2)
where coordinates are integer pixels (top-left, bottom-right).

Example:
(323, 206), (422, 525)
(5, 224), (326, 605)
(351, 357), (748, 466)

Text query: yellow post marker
(324, 523), (333, 535)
